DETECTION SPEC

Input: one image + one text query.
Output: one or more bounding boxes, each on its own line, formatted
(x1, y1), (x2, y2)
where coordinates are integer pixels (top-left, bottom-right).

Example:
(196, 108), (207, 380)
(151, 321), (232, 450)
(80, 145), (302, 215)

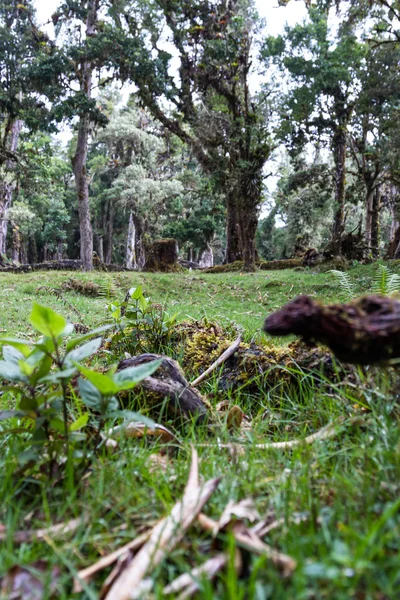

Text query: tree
(263, 6), (365, 254)
(118, 0), (272, 270)
(0, 0), (48, 257)
(33, 1), (139, 269)
(348, 43), (400, 256)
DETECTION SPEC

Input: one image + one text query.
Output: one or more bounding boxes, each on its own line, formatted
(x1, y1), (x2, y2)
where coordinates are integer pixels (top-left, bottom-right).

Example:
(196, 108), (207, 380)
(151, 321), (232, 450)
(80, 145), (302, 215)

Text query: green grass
(0, 264), (399, 599)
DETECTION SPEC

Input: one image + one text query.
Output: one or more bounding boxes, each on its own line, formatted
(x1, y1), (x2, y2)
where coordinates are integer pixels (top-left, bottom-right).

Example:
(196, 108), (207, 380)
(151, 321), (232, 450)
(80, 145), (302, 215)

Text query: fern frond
(329, 270), (355, 299)
(373, 264), (390, 295)
(387, 273), (400, 296)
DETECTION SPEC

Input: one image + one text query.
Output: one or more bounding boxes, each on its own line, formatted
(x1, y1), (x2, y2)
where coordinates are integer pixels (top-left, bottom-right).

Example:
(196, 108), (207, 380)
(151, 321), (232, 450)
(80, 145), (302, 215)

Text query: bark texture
(0, 119), (22, 255)
(71, 0), (99, 271)
(264, 294), (400, 365)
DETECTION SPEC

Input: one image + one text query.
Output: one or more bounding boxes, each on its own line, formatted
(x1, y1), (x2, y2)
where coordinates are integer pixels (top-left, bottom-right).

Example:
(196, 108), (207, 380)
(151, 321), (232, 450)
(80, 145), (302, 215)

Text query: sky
(34, 0), (307, 47)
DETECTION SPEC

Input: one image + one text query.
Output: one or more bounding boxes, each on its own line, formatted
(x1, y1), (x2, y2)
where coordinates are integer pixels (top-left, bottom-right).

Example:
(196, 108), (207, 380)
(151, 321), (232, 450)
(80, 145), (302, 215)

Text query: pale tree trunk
(97, 236), (104, 262)
(0, 119), (22, 255)
(11, 223), (21, 263)
(199, 242), (213, 268)
(71, 0), (99, 271)
(104, 201), (114, 263)
(126, 211), (137, 269)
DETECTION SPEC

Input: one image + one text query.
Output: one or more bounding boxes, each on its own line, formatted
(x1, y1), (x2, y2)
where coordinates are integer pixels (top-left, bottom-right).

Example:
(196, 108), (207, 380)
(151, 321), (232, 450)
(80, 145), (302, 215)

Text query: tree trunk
(371, 187), (381, 258)
(0, 119), (22, 256)
(331, 125), (347, 253)
(240, 204), (258, 271)
(133, 212), (146, 270)
(364, 186), (374, 250)
(71, 0), (99, 271)
(104, 200), (114, 264)
(199, 242), (213, 268)
(224, 193), (242, 263)
(126, 210), (137, 269)
(97, 236), (104, 262)
(11, 223), (21, 263)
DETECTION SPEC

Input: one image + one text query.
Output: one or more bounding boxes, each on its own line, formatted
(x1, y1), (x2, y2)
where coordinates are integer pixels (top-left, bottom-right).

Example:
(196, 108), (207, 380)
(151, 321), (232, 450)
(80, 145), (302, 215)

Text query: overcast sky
(34, 0), (307, 41)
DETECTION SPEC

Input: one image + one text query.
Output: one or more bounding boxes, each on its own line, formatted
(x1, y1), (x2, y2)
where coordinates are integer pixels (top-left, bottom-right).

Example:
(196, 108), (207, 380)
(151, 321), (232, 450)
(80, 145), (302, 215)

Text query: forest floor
(0, 263), (399, 599)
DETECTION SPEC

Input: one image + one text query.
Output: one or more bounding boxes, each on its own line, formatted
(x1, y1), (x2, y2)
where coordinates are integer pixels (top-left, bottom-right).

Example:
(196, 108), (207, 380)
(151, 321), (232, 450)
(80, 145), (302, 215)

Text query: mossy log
(264, 294), (400, 365)
(117, 353), (208, 420)
(172, 320), (349, 392)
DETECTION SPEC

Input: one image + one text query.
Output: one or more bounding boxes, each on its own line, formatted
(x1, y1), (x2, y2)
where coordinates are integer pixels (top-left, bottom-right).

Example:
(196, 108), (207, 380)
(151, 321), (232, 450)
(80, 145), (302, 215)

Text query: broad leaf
(64, 337), (102, 366)
(78, 378), (102, 409)
(76, 364), (118, 396)
(39, 368), (76, 384)
(66, 325), (113, 352)
(114, 360), (162, 390)
(0, 410), (25, 420)
(3, 345), (24, 365)
(0, 361), (29, 383)
(30, 303), (68, 338)
(0, 337), (32, 357)
(70, 413), (89, 431)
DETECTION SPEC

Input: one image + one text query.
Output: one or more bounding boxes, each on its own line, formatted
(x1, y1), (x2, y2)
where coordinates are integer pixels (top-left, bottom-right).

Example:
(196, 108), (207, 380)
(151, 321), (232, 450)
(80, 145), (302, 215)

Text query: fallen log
(117, 353), (208, 420)
(264, 294), (400, 365)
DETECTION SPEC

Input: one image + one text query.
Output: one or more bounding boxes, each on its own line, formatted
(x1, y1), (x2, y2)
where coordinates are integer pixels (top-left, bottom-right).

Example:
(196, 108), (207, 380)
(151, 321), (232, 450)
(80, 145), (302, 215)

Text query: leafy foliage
(0, 302), (159, 478)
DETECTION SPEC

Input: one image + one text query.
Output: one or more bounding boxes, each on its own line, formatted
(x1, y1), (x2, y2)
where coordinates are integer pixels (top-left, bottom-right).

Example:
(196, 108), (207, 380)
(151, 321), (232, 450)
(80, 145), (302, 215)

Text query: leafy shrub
(0, 303), (160, 479)
(106, 286), (177, 356)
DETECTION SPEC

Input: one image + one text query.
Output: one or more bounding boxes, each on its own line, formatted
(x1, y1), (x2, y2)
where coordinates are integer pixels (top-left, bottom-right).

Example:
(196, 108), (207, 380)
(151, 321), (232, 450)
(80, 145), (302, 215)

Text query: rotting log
(264, 294), (400, 365)
(117, 353), (208, 420)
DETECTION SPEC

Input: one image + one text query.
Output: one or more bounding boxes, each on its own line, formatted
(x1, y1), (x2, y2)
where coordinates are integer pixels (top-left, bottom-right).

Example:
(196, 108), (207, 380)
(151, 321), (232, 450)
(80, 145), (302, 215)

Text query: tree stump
(143, 238), (180, 272)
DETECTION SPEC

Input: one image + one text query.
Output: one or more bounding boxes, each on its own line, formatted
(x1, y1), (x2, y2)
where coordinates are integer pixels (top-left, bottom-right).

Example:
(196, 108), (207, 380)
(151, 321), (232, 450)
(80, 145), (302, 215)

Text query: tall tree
(119, 0), (272, 270)
(0, 0), (47, 257)
(263, 7), (365, 253)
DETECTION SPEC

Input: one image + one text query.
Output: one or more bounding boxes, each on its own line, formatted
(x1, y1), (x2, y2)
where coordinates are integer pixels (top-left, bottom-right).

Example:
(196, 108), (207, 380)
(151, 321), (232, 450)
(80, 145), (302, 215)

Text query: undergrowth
(0, 264), (399, 598)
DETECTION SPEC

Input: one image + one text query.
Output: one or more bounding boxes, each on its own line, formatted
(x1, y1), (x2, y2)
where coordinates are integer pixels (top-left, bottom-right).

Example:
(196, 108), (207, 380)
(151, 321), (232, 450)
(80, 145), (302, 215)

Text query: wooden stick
(191, 335), (242, 387)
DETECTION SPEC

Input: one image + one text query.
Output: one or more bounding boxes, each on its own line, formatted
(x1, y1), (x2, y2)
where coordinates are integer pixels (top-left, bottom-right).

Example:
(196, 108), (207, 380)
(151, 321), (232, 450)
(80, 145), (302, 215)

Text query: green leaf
(3, 345), (24, 364)
(0, 410), (25, 420)
(114, 360), (162, 390)
(75, 364), (118, 395)
(119, 409), (155, 428)
(70, 413), (89, 431)
(64, 337), (102, 366)
(0, 337), (33, 357)
(78, 379), (102, 409)
(0, 360), (29, 383)
(30, 303), (68, 338)
(66, 325), (113, 352)
(18, 396), (38, 411)
(30, 354), (53, 385)
(18, 360), (35, 377)
(39, 368), (76, 383)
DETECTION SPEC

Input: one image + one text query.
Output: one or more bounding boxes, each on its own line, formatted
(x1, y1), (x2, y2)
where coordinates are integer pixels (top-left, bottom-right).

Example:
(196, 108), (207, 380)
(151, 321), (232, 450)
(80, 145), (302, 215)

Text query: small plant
(0, 303), (160, 478)
(106, 286), (177, 356)
(329, 270), (355, 299)
(373, 264), (400, 296)
(330, 264), (400, 299)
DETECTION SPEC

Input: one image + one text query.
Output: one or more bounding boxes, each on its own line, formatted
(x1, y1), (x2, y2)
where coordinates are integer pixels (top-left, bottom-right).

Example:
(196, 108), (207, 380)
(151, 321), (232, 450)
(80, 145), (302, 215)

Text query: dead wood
(264, 294), (400, 365)
(117, 354), (208, 420)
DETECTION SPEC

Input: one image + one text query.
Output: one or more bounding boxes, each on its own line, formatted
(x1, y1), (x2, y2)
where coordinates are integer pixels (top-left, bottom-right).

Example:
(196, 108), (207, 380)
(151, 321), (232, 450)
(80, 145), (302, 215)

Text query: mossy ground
(0, 263), (399, 599)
